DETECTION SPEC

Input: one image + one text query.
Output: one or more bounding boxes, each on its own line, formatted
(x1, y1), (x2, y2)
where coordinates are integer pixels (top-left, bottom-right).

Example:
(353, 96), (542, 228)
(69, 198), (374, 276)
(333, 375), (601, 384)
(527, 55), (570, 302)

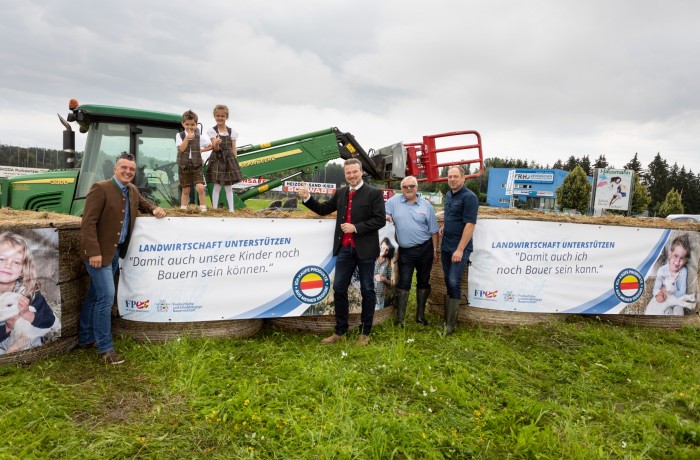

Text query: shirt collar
(400, 194), (420, 204)
(112, 176), (129, 193)
(349, 180), (364, 191)
(449, 186), (466, 197)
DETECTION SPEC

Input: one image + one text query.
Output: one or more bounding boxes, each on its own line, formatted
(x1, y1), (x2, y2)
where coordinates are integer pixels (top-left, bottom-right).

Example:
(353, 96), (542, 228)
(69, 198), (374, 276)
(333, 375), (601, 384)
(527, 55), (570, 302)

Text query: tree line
(0, 144), (64, 169)
(450, 152), (698, 216)
(2, 143), (697, 216)
(311, 152), (699, 216)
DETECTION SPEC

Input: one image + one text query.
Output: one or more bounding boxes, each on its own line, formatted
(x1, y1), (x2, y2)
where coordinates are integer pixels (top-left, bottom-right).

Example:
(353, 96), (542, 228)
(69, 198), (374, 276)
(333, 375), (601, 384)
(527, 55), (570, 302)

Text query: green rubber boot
(395, 289), (410, 327)
(415, 288), (430, 325)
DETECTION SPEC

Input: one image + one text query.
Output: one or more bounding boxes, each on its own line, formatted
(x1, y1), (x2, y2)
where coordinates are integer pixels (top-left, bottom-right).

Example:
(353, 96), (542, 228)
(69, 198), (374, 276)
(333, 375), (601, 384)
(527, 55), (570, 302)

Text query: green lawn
(1, 314), (698, 459)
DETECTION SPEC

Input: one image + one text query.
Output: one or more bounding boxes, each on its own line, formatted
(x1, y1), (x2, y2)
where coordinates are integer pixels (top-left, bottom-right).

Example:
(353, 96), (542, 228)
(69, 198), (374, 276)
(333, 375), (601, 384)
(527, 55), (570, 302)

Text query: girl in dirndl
(207, 104), (243, 212)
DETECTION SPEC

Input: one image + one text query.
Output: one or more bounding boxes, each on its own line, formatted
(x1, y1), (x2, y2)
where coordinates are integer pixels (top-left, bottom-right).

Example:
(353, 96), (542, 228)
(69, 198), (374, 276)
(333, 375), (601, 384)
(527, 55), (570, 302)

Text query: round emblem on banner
(292, 266), (331, 304)
(613, 268), (645, 303)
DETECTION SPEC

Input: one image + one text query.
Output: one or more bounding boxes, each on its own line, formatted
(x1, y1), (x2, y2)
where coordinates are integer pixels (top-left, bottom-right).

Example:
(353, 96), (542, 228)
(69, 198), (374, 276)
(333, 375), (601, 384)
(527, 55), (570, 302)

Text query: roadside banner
(118, 218), (337, 321)
(283, 181), (336, 194)
(505, 169), (515, 196)
(593, 168), (633, 212)
(469, 220), (699, 315)
(233, 178), (283, 191)
(0, 165), (48, 179)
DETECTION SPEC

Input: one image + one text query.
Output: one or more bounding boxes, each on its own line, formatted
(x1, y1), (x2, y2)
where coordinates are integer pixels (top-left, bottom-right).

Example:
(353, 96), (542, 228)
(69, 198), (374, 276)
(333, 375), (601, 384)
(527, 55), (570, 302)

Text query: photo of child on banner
(303, 223), (399, 316)
(644, 231), (699, 316)
(0, 230), (61, 355)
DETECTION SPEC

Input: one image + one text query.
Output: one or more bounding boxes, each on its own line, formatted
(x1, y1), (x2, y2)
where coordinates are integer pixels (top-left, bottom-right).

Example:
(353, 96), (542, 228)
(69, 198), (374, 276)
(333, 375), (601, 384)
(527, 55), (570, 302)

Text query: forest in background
(2, 143), (698, 215)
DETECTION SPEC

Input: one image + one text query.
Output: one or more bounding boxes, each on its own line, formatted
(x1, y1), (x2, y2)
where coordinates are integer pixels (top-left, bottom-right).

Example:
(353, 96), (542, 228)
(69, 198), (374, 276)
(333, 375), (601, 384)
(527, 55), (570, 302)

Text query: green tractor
(1, 100), (483, 215)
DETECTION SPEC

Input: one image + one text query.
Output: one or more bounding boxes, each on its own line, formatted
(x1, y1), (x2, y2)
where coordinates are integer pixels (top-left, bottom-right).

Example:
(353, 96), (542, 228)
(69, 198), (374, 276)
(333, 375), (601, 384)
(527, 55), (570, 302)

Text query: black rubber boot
(395, 289), (410, 326)
(415, 288), (430, 325)
(445, 297), (460, 334)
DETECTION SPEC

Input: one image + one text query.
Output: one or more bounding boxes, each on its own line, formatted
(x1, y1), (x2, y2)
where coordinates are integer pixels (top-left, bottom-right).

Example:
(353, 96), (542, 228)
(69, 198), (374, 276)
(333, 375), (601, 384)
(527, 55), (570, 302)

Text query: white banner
(283, 181), (337, 195)
(513, 172), (554, 183)
(505, 169), (515, 196)
(469, 220), (699, 315)
(118, 218), (337, 321)
(232, 178), (283, 191)
(0, 165), (48, 179)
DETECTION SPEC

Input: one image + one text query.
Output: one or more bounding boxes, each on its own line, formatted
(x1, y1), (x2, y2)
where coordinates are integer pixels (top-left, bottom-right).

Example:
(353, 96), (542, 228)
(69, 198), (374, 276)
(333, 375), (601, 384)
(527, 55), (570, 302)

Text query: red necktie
(341, 189), (356, 247)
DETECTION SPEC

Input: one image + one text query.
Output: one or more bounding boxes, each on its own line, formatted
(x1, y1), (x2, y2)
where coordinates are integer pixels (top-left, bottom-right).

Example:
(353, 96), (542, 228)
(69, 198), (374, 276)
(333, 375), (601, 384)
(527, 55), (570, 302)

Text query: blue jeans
(441, 250), (471, 300)
(80, 251), (120, 353)
(333, 245), (376, 336)
(397, 239), (434, 291)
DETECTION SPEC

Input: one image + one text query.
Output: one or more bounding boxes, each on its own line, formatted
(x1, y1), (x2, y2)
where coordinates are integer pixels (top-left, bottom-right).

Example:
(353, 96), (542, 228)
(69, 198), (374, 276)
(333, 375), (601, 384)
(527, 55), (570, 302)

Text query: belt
(403, 239), (431, 250)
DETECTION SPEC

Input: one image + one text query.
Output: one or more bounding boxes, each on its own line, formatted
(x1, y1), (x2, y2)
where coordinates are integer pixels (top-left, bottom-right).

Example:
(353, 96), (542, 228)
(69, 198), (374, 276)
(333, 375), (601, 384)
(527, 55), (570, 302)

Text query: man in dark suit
(80, 153), (166, 364)
(298, 159), (386, 345)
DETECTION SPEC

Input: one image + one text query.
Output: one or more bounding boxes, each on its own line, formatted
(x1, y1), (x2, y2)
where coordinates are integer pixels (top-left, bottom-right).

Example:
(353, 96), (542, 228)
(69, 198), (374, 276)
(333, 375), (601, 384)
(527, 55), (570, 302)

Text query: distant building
(486, 168), (591, 210)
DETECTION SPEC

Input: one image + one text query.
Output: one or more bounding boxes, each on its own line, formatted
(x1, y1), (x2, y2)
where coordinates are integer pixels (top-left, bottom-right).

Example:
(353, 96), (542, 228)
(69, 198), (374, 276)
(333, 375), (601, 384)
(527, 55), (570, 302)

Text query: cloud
(1, 0), (699, 173)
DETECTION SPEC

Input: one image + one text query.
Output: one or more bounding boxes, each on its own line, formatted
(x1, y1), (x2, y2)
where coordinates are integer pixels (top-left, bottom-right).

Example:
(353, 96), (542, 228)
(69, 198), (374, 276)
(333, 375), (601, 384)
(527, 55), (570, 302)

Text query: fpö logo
(474, 289), (498, 300)
(292, 266), (331, 304)
(124, 299), (150, 311)
(613, 268), (645, 303)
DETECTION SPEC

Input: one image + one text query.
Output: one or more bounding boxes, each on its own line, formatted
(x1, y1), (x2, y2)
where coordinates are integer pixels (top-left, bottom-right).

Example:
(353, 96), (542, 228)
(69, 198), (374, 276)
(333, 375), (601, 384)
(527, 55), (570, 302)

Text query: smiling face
(344, 162), (363, 188)
(667, 244), (689, 276)
(214, 109), (228, 127)
(0, 242), (24, 289)
(400, 177), (418, 201)
(380, 240), (389, 256)
(114, 158), (137, 184)
(182, 119), (197, 134)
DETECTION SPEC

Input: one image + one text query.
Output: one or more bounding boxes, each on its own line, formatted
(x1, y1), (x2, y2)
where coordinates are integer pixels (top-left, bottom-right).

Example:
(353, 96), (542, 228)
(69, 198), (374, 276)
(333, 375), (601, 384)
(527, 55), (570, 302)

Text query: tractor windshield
(75, 122), (181, 208)
(135, 126), (181, 208)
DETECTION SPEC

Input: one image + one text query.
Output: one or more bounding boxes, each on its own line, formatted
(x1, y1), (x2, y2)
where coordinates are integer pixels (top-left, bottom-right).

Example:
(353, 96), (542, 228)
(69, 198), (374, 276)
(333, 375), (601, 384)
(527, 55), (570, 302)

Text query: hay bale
(580, 313), (700, 330)
(56, 227), (87, 339)
(58, 277), (88, 337)
(426, 303), (567, 325)
(428, 209), (700, 328)
(427, 213), (467, 308)
(461, 306), (569, 325)
(112, 317), (263, 342)
(0, 211), (83, 364)
(268, 306), (396, 333)
(57, 226), (85, 283)
(0, 336), (77, 365)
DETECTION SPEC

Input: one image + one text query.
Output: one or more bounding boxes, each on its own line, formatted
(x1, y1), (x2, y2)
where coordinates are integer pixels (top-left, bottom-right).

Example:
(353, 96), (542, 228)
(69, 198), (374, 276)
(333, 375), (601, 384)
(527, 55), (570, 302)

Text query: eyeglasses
(401, 184), (417, 189)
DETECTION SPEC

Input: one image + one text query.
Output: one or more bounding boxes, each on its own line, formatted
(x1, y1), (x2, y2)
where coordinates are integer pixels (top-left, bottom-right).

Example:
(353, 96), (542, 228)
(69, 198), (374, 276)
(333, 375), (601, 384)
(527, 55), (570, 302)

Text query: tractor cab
(66, 103), (184, 215)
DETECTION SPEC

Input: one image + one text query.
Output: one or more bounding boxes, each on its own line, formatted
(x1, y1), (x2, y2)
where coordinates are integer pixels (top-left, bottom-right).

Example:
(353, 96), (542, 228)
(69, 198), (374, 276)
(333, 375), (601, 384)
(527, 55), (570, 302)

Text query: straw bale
(580, 313), (700, 329)
(0, 213), (84, 363)
(427, 207), (699, 328)
(169, 206), (330, 220)
(475, 207), (700, 231)
(428, 213), (469, 307)
(0, 208), (81, 229)
(4, 203), (697, 358)
(112, 317), (263, 342)
(0, 336), (77, 366)
(268, 306), (396, 333)
(58, 277), (88, 337)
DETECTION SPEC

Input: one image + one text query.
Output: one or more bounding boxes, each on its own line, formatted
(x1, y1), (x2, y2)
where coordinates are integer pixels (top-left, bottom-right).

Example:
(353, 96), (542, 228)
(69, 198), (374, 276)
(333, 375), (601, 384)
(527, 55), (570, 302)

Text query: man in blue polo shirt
(385, 176), (439, 326)
(439, 166), (478, 334)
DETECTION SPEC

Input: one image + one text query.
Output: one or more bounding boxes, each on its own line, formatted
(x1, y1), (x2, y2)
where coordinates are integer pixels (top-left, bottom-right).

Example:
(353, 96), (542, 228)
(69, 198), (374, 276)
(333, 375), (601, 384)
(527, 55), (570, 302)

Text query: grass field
(1, 313), (698, 459)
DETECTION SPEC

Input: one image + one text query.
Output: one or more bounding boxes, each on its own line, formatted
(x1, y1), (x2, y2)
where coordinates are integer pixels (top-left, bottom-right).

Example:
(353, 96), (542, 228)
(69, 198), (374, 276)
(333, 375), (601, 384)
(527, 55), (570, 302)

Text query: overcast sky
(1, 0), (699, 173)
